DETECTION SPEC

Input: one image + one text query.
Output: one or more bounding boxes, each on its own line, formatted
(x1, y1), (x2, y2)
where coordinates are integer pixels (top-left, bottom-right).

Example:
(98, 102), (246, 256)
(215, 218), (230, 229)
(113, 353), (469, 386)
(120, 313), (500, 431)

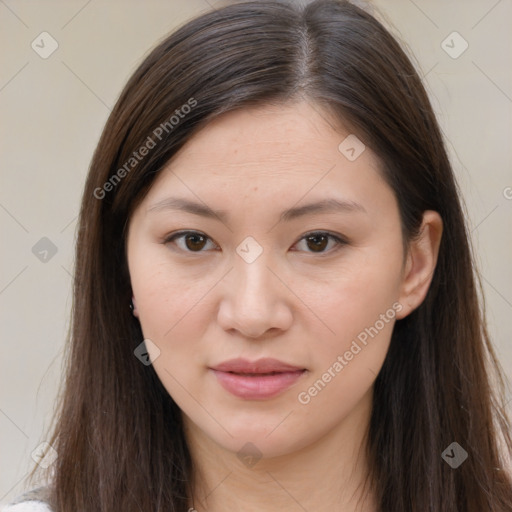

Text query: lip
(209, 358), (307, 400)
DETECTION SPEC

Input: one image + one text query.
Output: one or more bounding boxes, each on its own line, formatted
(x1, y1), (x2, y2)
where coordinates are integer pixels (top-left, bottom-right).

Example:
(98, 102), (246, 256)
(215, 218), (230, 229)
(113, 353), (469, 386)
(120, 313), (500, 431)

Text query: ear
(395, 210), (443, 320)
(131, 296), (139, 318)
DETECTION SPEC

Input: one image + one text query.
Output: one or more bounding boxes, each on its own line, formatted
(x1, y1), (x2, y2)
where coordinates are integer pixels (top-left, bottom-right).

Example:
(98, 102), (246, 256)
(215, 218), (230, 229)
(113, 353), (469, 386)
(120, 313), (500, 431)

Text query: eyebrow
(147, 197), (367, 223)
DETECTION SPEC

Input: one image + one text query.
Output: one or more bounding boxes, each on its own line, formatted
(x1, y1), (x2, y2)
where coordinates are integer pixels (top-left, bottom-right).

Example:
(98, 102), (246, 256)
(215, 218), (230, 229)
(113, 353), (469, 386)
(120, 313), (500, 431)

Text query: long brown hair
(29, 1), (512, 510)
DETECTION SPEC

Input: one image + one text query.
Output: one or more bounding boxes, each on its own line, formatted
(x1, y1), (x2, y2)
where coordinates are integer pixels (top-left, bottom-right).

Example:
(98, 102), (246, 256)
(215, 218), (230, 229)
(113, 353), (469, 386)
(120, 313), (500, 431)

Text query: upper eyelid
(164, 230), (217, 245)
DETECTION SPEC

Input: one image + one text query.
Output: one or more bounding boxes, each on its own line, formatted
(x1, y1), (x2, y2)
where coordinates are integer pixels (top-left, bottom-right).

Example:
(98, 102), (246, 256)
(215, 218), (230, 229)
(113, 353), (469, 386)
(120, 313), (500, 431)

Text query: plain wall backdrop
(1, 0), (511, 503)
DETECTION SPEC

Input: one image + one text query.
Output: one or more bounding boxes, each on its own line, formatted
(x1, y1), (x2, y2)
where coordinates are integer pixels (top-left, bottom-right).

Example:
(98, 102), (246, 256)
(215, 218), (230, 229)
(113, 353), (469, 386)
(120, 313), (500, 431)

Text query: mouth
(224, 371), (292, 376)
(210, 357), (305, 374)
(209, 358), (307, 400)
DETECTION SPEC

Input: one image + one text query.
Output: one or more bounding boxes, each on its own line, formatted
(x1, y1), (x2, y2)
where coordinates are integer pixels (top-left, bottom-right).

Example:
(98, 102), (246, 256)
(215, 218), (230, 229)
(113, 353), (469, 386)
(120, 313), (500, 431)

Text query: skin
(126, 100), (442, 512)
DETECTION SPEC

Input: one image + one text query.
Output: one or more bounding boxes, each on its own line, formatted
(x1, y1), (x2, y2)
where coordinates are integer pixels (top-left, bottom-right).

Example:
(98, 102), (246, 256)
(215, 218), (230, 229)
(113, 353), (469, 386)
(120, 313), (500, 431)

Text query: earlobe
(131, 297), (139, 318)
(395, 210), (443, 320)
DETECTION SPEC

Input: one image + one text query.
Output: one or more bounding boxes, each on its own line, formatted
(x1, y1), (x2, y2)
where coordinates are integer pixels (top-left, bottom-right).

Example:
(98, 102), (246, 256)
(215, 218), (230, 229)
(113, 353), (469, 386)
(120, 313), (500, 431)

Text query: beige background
(1, 0), (511, 503)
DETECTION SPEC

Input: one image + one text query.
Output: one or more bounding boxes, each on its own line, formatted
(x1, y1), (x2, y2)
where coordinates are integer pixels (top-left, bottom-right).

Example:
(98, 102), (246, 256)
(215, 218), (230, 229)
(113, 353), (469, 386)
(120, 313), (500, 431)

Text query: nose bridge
(216, 240), (292, 337)
(232, 243), (276, 305)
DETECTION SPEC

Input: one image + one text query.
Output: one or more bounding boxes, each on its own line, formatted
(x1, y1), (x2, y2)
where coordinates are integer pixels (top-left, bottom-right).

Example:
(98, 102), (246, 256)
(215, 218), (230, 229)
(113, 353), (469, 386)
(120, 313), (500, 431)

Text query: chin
(190, 413), (315, 461)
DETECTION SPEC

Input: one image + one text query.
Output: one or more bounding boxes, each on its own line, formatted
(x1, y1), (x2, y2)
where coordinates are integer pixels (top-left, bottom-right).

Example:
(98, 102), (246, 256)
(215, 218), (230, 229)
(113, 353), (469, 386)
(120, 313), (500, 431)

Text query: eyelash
(162, 230), (348, 255)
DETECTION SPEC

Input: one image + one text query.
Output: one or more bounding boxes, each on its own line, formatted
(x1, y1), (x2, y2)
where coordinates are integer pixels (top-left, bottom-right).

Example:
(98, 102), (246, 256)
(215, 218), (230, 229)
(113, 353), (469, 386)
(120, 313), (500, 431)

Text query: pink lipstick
(209, 358), (306, 400)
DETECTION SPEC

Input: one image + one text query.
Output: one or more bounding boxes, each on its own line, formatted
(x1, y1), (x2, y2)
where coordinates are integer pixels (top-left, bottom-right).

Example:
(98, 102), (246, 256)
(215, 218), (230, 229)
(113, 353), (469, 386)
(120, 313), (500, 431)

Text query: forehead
(169, 101), (359, 176)
(141, 101), (393, 216)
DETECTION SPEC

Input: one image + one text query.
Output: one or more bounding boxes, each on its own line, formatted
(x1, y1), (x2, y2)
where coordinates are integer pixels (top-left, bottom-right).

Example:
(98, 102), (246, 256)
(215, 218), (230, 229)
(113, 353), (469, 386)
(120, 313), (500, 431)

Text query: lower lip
(211, 369), (306, 400)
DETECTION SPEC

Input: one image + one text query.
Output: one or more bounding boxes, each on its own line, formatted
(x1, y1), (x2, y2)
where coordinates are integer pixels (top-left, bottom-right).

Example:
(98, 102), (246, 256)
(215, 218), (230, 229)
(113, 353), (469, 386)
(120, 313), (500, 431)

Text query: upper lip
(210, 358), (305, 374)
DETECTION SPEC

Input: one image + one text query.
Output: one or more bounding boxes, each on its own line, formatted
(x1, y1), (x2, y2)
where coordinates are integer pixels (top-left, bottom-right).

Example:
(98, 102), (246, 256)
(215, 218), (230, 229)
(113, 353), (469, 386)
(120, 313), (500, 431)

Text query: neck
(184, 390), (377, 512)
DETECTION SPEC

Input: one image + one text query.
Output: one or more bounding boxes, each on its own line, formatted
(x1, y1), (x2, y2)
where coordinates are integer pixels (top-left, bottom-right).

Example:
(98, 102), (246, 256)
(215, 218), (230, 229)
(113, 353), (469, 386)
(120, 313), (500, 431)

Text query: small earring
(129, 300), (134, 311)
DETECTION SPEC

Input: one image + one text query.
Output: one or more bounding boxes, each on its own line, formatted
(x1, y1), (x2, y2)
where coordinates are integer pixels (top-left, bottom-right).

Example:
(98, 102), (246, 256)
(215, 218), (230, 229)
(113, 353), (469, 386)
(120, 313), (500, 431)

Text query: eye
(163, 230), (347, 255)
(292, 231), (347, 254)
(164, 231), (218, 252)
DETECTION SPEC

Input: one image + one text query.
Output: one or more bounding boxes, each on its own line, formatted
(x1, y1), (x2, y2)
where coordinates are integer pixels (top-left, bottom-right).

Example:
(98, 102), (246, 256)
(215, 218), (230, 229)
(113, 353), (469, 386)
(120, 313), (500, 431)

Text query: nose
(216, 253), (293, 339)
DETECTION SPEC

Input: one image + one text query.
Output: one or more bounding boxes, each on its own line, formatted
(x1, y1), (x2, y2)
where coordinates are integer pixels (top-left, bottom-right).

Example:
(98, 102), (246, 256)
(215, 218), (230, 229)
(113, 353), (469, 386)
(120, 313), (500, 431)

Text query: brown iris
(185, 233), (208, 251)
(305, 234), (329, 252)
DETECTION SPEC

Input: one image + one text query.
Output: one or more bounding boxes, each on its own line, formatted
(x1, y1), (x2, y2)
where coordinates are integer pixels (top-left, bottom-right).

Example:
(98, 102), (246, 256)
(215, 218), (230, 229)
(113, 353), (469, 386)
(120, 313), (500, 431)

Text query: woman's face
(127, 101), (413, 458)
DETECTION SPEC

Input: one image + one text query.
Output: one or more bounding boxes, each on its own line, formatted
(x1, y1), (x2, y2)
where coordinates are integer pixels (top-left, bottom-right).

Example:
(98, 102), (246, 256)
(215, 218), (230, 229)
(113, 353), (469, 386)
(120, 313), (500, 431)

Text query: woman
(5, 0), (512, 510)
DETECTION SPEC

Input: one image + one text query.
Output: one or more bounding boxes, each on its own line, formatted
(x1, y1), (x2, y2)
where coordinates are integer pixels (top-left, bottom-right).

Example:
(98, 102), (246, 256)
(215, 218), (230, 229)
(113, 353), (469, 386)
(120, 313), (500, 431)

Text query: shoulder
(1, 503), (52, 512)
(1, 487), (53, 512)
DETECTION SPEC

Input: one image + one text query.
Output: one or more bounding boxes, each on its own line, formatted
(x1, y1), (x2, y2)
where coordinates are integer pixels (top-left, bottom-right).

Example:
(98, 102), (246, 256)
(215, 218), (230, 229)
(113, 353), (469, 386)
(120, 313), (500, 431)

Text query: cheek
(131, 260), (214, 340)
(292, 252), (402, 429)
(129, 232), (210, 309)
(129, 258), (217, 404)
(309, 246), (402, 339)
(298, 241), (404, 383)
(128, 246), (229, 395)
